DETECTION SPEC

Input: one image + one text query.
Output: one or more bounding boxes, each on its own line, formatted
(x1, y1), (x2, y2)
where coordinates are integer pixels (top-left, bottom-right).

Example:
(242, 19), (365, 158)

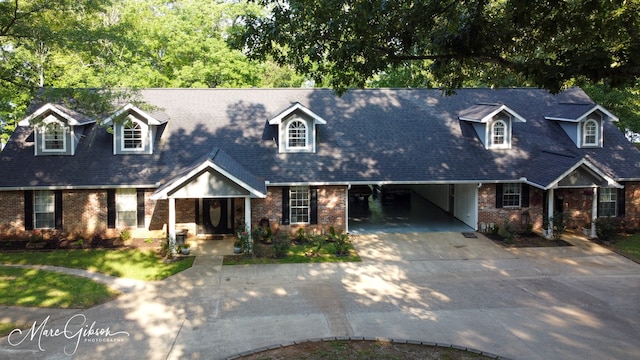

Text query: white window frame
(598, 187), (617, 217)
(286, 120), (308, 150)
(502, 183), (521, 208)
(290, 186), (310, 224)
(116, 189), (137, 227)
(121, 118), (145, 151)
(42, 123), (66, 153)
(583, 119), (598, 146)
(34, 190), (55, 229)
(492, 120), (506, 146)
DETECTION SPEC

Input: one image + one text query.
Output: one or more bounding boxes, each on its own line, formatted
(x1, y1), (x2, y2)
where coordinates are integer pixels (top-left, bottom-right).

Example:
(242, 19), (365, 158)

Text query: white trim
(544, 158), (622, 190)
(285, 119), (311, 152)
(459, 104), (527, 123)
(268, 103), (327, 125)
(489, 119), (510, 149)
(102, 103), (164, 126)
(40, 122), (67, 153)
(120, 117), (147, 152)
(18, 103), (95, 126)
(544, 105), (619, 123)
(581, 119), (600, 147)
(150, 160), (267, 200)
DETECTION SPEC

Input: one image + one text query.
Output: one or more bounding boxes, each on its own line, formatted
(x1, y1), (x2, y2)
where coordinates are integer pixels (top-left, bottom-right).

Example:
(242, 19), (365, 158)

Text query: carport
(348, 184), (476, 234)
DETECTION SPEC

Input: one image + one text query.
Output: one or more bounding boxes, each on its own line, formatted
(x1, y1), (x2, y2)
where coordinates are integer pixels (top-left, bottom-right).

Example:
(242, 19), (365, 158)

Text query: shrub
(498, 220), (516, 243)
(327, 227), (351, 255)
(272, 233), (291, 258)
(595, 217), (622, 241)
(119, 228), (131, 242)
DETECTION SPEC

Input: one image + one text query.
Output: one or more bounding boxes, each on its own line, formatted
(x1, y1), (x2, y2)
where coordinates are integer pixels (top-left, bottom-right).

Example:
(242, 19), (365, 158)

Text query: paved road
(1, 232), (639, 359)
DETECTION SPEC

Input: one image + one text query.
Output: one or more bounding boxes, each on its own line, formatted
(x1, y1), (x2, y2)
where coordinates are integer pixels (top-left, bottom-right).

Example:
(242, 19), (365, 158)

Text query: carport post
(546, 188), (554, 239)
(591, 187), (598, 238)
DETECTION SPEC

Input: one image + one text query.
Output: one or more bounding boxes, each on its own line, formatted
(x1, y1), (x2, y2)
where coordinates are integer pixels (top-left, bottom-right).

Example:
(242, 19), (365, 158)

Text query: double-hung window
(290, 186), (310, 224)
(123, 121), (143, 150)
(502, 183), (521, 207)
(34, 190), (55, 228)
(287, 120), (307, 149)
(583, 119), (598, 146)
(116, 189), (137, 227)
(492, 120), (506, 146)
(598, 187), (617, 217)
(43, 123), (65, 152)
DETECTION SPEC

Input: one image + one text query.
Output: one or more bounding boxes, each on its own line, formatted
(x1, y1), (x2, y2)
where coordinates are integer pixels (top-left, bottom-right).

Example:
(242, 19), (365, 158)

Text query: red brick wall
(478, 184), (544, 231)
(624, 182), (640, 230)
(63, 190), (109, 238)
(251, 185), (347, 234)
(0, 191), (26, 240)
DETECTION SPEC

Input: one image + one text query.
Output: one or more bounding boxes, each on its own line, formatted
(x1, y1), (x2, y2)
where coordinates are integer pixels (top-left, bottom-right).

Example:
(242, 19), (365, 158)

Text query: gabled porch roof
(151, 147), (267, 200)
(524, 153), (621, 190)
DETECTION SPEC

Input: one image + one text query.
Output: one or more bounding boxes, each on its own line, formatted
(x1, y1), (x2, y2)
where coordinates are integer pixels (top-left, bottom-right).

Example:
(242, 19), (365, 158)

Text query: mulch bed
(484, 232), (572, 247)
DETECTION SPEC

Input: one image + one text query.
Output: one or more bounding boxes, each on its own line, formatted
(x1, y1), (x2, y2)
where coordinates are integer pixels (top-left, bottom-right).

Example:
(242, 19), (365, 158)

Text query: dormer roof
(18, 103), (95, 126)
(458, 103), (526, 123)
(268, 102), (327, 125)
(102, 103), (169, 126)
(545, 104), (619, 122)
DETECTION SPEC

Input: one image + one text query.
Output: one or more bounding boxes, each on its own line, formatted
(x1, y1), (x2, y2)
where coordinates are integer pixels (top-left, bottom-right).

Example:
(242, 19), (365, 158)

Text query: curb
(224, 336), (512, 360)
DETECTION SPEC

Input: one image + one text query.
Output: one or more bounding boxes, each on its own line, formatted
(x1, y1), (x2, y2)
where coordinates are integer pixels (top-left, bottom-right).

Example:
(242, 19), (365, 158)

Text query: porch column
(168, 197), (176, 248)
(591, 187), (598, 238)
(546, 188), (554, 239)
(244, 196), (252, 251)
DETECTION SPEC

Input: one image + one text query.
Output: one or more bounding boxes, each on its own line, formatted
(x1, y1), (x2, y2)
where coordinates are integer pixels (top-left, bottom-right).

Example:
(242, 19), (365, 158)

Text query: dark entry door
(202, 199), (229, 234)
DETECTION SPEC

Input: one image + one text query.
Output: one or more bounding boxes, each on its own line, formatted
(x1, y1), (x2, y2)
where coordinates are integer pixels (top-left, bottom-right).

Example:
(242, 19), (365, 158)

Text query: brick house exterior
(1, 88), (640, 242)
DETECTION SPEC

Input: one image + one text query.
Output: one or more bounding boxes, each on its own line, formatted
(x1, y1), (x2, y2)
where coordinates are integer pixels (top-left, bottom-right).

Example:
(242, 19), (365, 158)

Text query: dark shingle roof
(2, 87), (640, 190)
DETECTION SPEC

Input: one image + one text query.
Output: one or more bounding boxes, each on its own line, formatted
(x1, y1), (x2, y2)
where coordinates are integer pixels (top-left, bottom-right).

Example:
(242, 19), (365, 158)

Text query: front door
(202, 199), (229, 234)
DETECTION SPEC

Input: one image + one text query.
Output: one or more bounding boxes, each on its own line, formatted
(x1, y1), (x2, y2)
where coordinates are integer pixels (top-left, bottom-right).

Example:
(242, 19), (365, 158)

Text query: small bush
(498, 220), (516, 243)
(272, 233), (291, 258)
(119, 229), (131, 242)
(595, 217), (622, 241)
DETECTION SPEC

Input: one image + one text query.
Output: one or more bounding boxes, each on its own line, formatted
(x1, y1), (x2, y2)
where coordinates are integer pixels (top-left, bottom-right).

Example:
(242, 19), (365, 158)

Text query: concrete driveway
(2, 232), (640, 359)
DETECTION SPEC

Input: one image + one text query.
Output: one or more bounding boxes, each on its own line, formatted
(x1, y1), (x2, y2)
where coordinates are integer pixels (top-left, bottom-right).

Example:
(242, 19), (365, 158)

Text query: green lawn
(0, 266), (119, 308)
(610, 233), (640, 263)
(0, 249), (194, 281)
(223, 243), (361, 265)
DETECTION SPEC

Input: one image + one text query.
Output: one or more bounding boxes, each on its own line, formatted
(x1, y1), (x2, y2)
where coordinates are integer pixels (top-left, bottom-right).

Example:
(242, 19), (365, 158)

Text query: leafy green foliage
(234, 0), (640, 94)
(272, 232), (291, 258)
(595, 217), (623, 242)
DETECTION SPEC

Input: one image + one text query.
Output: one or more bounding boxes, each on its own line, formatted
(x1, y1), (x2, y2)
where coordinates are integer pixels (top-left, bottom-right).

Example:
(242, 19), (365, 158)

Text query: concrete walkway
(1, 233), (640, 360)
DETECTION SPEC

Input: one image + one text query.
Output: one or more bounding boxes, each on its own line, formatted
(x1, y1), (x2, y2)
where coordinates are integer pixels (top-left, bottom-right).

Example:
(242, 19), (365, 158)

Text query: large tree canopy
(233, 0), (640, 94)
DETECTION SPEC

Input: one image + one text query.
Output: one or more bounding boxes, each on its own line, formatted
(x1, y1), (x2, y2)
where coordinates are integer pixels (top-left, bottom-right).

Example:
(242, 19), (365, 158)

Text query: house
(1, 87), (639, 242)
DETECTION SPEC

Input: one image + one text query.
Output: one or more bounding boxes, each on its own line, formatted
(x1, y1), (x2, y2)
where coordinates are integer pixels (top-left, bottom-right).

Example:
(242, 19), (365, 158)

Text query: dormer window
(268, 103), (327, 154)
(583, 119), (598, 146)
(492, 120), (506, 146)
(287, 120), (308, 149)
(459, 104), (525, 150)
(123, 120), (144, 150)
(104, 104), (167, 155)
(43, 123), (66, 152)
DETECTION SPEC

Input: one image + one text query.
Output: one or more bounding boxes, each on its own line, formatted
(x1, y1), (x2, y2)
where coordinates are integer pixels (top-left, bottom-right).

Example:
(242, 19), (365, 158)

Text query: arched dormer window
(122, 120), (144, 150)
(287, 120), (307, 149)
(42, 123), (66, 152)
(492, 120), (506, 146)
(583, 119), (598, 146)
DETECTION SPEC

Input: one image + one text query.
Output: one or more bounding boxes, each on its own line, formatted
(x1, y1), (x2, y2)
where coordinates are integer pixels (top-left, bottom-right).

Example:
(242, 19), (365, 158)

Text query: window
(492, 120), (506, 146)
(43, 123), (65, 152)
(116, 189), (137, 227)
(287, 120), (307, 149)
(502, 183), (521, 207)
(583, 119), (598, 146)
(599, 187), (617, 217)
(123, 121), (143, 150)
(290, 186), (310, 224)
(34, 190), (55, 228)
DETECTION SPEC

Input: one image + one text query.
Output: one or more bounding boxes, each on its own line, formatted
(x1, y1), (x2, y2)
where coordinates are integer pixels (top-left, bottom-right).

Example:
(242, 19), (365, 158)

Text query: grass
(0, 266), (119, 308)
(0, 322), (25, 337)
(0, 249), (194, 281)
(223, 243), (361, 265)
(609, 233), (640, 263)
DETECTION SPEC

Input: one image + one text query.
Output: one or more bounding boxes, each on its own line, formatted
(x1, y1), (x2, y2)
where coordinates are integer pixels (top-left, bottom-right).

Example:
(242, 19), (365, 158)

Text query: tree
(232, 0), (640, 95)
